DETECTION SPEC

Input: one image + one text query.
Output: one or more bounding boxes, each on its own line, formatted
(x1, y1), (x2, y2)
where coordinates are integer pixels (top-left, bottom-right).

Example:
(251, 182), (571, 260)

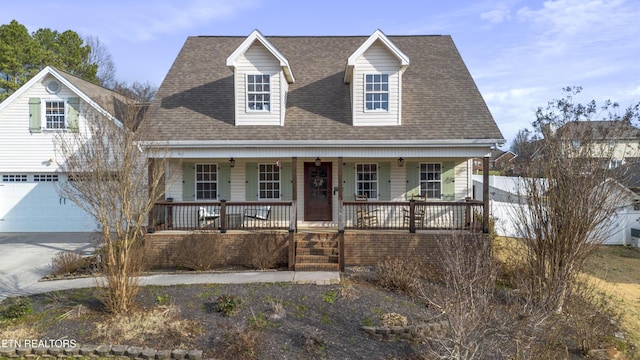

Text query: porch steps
(294, 238), (340, 271)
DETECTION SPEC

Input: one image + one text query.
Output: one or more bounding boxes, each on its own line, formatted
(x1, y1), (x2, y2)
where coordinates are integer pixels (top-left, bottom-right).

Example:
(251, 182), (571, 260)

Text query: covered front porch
(149, 149), (492, 234)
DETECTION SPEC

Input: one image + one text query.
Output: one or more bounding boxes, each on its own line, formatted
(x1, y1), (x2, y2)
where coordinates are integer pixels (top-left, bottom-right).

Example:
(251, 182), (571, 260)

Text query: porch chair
(403, 194), (426, 229)
(243, 205), (271, 227)
(198, 207), (220, 228)
(354, 194), (379, 228)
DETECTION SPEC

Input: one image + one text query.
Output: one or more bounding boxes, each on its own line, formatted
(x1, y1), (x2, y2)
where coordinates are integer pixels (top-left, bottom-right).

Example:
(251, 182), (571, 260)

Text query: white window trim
(246, 73), (271, 113)
(420, 162), (443, 200)
(258, 163), (281, 200)
(363, 73), (389, 113)
(355, 163), (379, 200)
(41, 98), (67, 131)
(195, 163), (218, 200)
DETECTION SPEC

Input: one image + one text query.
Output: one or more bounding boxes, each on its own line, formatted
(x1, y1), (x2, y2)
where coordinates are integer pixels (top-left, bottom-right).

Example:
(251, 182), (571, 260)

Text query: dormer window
(364, 74), (389, 111)
(247, 74), (271, 111)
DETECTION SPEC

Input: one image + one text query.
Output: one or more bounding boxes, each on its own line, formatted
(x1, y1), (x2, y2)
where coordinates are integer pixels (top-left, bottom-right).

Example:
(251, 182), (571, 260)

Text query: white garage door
(0, 174), (98, 232)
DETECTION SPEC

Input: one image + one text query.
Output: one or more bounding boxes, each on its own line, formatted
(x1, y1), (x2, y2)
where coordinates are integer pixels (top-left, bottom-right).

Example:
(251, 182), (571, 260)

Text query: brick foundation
(144, 231), (486, 269)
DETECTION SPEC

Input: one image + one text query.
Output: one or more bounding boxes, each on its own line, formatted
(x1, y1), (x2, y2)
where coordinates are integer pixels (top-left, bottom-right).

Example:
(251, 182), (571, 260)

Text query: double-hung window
(364, 74), (389, 111)
(45, 100), (66, 129)
(420, 163), (442, 199)
(356, 163), (378, 199)
(195, 164), (217, 200)
(247, 74), (270, 111)
(259, 164), (280, 199)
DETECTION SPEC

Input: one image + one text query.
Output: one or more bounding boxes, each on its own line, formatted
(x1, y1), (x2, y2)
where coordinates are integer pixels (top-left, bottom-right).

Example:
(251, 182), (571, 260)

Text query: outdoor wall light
(397, 157), (405, 167)
(315, 157), (322, 167)
(229, 158), (236, 168)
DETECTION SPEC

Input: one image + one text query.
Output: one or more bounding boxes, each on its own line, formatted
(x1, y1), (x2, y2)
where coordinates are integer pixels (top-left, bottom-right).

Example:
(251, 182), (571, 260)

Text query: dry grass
(583, 245), (640, 349)
(497, 237), (640, 352)
(94, 305), (202, 347)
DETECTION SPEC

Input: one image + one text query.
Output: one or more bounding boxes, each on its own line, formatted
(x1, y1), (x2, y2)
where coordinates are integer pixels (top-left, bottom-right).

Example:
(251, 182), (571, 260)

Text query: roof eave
(141, 138), (506, 149)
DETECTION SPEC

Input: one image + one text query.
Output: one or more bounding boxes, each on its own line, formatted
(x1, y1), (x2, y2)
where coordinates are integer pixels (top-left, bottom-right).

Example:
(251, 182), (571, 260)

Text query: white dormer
(345, 30), (409, 126)
(226, 30), (294, 126)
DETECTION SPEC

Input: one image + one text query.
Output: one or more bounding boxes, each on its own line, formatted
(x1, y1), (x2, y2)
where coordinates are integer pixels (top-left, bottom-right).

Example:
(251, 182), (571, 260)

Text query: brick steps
(295, 238), (340, 272)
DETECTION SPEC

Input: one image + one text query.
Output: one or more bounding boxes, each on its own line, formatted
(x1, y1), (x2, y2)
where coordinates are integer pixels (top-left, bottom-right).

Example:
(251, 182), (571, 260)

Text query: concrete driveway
(0, 233), (96, 302)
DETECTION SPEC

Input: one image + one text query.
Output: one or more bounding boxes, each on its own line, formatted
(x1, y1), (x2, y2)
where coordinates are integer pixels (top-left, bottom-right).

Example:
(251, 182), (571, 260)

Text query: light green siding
(245, 163), (258, 200)
(378, 162), (391, 200)
(67, 97), (80, 132)
(29, 98), (41, 133)
(405, 162), (420, 199)
(343, 162), (355, 200)
(442, 162), (456, 200)
(280, 162), (292, 200)
(182, 162), (195, 201)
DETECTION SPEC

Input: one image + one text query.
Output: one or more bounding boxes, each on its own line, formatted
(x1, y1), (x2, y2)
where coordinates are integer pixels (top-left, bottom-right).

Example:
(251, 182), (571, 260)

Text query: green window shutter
(442, 161), (456, 201)
(405, 162), (420, 199)
(343, 163), (355, 200)
(29, 98), (41, 133)
(245, 163), (258, 200)
(67, 97), (80, 132)
(182, 162), (195, 201)
(218, 164), (231, 201)
(280, 163), (292, 200)
(378, 162), (391, 200)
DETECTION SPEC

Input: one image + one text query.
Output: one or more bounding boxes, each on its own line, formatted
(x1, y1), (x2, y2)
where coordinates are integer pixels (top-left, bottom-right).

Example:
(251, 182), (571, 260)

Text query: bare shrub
(50, 250), (86, 276)
(174, 232), (224, 271)
(375, 257), (422, 295)
(242, 232), (287, 270)
(510, 87), (640, 316)
(220, 323), (263, 359)
(303, 330), (327, 357)
(94, 305), (201, 348)
(419, 233), (503, 360)
(268, 299), (286, 321)
(380, 312), (408, 327)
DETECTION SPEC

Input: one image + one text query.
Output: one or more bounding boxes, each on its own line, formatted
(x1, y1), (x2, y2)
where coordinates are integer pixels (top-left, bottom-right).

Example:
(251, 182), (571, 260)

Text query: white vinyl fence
(474, 175), (640, 247)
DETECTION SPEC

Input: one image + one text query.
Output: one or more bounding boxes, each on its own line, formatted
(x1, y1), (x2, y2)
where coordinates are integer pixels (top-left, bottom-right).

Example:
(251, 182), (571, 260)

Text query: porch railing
(150, 200), (295, 232)
(149, 199), (484, 233)
(341, 199), (484, 233)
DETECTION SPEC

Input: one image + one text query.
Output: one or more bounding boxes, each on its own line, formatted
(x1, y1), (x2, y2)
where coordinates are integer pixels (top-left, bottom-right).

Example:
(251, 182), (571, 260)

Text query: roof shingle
(142, 35), (504, 143)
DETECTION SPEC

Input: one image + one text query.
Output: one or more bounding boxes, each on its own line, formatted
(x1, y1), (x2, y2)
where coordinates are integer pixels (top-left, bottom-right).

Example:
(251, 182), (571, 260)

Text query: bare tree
(112, 80), (158, 103)
(85, 35), (116, 88)
(510, 86), (640, 316)
(54, 99), (169, 314)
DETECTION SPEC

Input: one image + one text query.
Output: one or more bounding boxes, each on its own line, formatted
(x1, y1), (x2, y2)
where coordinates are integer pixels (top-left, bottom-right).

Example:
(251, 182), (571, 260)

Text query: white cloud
(480, 6), (511, 24)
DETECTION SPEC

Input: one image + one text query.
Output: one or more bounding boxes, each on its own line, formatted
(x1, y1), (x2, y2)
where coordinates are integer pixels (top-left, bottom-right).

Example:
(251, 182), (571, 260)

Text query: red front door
(304, 162), (332, 221)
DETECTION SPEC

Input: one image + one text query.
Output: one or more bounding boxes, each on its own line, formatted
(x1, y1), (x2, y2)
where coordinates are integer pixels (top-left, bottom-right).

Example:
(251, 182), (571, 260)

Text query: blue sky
(3, 0), (639, 148)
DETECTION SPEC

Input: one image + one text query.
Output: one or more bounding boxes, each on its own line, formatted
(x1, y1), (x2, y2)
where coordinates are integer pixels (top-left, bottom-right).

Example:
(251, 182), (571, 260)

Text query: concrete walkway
(0, 233), (340, 302)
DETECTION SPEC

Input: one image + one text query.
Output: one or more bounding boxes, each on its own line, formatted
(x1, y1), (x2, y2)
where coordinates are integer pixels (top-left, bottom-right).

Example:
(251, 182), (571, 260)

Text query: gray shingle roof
(55, 68), (134, 115)
(142, 35), (504, 143)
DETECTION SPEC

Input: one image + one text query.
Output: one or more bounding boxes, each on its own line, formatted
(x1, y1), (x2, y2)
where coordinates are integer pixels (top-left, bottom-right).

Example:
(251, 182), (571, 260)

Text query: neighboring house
(472, 149), (517, 174)
(557, 121), (640, 168)
(0, 66), (132, 232)
(140, 30), (504, 231)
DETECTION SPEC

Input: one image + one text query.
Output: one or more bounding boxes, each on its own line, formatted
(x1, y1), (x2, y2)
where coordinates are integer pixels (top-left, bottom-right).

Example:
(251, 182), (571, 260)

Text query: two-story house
(140, 30), (504, 233)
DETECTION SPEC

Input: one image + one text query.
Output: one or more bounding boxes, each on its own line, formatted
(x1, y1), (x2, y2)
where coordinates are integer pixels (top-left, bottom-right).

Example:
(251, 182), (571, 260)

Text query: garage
(0, 173), (98, 232)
